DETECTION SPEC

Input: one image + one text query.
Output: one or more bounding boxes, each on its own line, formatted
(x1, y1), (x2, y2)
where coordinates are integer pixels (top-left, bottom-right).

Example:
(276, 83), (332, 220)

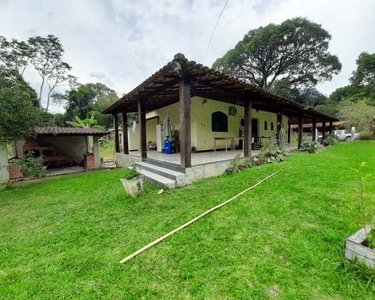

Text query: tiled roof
(35, 127), (110, 136)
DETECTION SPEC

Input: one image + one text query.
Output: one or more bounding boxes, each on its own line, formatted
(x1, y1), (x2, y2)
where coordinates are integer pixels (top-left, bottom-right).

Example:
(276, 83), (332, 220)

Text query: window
(212, 111), (228, 132)
(271, 122), (274, 131)
(264, 121), (268, 130)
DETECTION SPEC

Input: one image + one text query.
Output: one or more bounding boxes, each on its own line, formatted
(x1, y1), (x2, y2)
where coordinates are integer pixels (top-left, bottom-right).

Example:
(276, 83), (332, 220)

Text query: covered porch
(104, 53), (337, 171)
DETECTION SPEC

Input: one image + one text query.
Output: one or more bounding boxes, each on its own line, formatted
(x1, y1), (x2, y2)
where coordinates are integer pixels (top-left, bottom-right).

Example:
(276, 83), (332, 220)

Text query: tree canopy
(213, 18), (341, 90)
(0, 67), (41, 143)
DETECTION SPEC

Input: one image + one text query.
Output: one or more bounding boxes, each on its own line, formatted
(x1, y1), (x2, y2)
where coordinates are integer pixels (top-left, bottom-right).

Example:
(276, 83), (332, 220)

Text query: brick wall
(84, 153), (95, 170)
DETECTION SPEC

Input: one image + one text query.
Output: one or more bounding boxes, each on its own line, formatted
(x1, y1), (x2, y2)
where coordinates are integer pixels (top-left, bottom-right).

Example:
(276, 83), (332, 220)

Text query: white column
(0, 142), (10, 184)
(93, 136), (100, 168)
(351, 127), (355, 141)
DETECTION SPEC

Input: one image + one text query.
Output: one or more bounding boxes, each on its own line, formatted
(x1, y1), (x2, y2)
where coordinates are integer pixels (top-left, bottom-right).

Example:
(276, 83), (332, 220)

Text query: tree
(0, 36), (35, 75)
(269, 80), (327, 106)
(213, 18), (341, 90)
(65, 83), (118, 122)
(351, 52), (375, 88)
(338, 99), (375, 133)
(28, 35), (70, 109)
(0, 67), (41, 143)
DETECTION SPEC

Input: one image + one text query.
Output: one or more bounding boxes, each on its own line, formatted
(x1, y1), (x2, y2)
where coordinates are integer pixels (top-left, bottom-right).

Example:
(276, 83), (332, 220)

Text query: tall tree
(0, 67), (41, 143)
(213, 18), (341, 90)
(350, 52), (375, 88)
(28, 35), (70, 109)
(0, 36), (35, 75)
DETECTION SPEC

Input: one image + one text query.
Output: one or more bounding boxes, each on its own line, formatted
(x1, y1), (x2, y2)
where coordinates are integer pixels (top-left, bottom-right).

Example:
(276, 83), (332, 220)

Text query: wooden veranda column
(329, 121), (333, 133)
(277, 110), (283, 144)
(244, 100), (253, 157)
(138, 100), (147, 159)
(312, 117), (317, 141)
(122, 111), (129, 154)
(287, 124), (291, 144)
(179, 79), (191, 168)
(322, 119), (327, 140)
(298, 114), (303, 149)
(113, 114), (120, 153)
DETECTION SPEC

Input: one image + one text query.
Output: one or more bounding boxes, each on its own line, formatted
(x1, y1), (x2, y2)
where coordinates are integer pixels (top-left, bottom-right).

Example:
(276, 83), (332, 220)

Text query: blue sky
(1, 0), (375, 112)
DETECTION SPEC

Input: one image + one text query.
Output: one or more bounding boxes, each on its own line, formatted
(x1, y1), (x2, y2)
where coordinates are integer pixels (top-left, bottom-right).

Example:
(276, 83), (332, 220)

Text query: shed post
(312, 117), (317, 141)
(277, 110), (283, 144)
(287, 123), (291, 144)
(244, 100), (253, 157)
(329, 121), (333, 133)
(179, 78), (191, 168)
(113, 114), (120, 153)
(122, 111), (129, 154)
(0, 143), (9, 184)
(138, 100), (147, 159)
(322, 120), (327, 139)
(93, 136), (100, 168)
(298, 114), (303, 149)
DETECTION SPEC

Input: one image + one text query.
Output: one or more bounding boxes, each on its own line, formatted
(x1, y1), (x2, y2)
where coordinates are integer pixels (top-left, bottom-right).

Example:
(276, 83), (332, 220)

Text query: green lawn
(1, 142), (375, 299)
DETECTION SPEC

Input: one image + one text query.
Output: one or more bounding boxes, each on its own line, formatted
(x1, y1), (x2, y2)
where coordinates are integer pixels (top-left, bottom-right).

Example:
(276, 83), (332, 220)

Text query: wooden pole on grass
(119, 169), (281, 264)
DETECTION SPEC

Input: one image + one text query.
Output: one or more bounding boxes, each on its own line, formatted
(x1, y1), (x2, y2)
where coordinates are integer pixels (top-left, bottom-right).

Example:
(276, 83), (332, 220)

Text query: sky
(1, 0), (375, 112)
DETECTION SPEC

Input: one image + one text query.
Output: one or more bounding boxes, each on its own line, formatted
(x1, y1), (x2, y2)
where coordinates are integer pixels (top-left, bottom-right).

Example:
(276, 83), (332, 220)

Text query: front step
(136, 161), (185, 188)
(136, 161), (184, 180)
(138, 169), (176, 188)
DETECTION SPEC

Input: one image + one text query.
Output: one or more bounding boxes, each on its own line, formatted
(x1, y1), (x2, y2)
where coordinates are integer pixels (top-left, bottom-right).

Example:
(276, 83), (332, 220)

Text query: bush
(14, 153), (47, 179)
(123, 168), (140, 180)
(321, 133), (338, 146)
(359, 131), (374, 140)
(299, 139), (323, 154)
(258, 144), (289, 164)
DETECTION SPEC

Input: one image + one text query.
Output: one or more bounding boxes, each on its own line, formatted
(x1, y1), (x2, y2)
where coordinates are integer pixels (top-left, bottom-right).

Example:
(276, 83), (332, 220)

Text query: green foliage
(123, 168), (140, 180)
(321, 133), (338, 146)
(258, 144), (289, 164)
(367, 229), (375, 249)
(65, 83), (118, 122)
(66, 113), (104, 129)
(338, 99), (375, 133)
(11, 153), (47, 179)
(299, 139), (323, 153)
(0, 67), (41, 143)
(350, 162), (374, 231)
(351, 52), (375, 88)
(2, 143), (375, 298)
(213, 17), (341, 90)
(315, 100), (339, 117)
(359, 132), (374, 141)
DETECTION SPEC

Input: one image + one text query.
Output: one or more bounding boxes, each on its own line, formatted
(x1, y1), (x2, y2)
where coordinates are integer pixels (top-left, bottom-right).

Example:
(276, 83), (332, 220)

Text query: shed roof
(103, 53), (338, 124)
(36, 127), (110, 137)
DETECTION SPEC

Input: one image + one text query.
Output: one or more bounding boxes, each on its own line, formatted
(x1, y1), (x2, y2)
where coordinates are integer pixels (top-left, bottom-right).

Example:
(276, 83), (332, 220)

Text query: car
(318, 129), (359, 141)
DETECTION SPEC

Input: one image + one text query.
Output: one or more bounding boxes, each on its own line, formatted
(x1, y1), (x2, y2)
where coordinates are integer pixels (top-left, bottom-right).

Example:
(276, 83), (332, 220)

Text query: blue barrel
(164, 139), (172, 154)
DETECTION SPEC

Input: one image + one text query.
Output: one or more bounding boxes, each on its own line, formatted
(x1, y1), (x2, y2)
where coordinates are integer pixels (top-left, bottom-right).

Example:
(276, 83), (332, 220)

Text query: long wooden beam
(122, 111), (129, 154)
(179, 79), (191, 168)
(298, 114), (303, 149)
(138, 100), (147, 159)
(244, 100), (253, 157)
(113, 114), (120, 153)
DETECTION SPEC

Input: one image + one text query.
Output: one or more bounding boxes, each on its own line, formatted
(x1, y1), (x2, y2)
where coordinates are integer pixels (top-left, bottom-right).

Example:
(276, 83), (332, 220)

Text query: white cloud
(1, 0), (374, 112)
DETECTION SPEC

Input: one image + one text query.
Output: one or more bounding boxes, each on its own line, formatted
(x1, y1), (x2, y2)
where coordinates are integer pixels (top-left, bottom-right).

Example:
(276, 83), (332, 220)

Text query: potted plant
(345, 162), (375, 268)
(120, 168), (143, 197)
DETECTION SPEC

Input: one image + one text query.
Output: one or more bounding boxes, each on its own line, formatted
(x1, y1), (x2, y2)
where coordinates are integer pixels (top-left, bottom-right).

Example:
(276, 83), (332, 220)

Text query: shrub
(299, 139), (323, 154)
(321, 133), (338, 146)
(258, 144), (289, 164)
(14, 153), (47, 179)
(367, 229), (375, 249)
(359, 131), (374, 141)
(123, 168), (140, 180)
(226, 154), (242, 174)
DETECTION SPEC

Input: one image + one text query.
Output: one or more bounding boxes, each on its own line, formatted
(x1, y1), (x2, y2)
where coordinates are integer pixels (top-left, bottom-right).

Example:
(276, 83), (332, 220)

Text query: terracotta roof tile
(35, 127), (110, 136)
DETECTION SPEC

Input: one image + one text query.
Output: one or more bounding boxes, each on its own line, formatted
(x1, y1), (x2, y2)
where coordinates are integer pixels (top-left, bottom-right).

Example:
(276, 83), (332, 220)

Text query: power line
(202, 0), (229, 64)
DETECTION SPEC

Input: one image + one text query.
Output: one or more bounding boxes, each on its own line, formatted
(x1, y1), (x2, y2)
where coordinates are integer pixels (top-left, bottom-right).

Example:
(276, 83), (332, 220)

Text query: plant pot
(9, 163), (24, 179)
(120, 176), (144, 198)
(345, 226), (375, 268)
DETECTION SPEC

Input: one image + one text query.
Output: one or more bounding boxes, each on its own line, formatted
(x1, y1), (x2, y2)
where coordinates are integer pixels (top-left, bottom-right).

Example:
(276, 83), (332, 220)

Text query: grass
(1, 142), (375, 299)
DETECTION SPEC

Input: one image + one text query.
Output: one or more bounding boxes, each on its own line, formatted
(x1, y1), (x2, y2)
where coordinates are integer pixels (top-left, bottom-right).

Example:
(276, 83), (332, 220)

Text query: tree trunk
(39, 77), (45, 109)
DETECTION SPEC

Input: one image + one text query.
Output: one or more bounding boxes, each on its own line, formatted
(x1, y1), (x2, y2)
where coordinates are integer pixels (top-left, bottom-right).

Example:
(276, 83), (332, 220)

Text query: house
(103, 54), (337, 188)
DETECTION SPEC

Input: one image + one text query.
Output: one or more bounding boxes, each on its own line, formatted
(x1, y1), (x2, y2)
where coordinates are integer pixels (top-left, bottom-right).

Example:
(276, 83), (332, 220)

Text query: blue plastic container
(164, 139), (172, 154)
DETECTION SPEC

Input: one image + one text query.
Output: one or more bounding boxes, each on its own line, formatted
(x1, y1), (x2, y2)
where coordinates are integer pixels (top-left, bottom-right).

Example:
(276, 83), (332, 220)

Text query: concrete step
(139, 169), (176, 188)
(143, 158), (185, 173)
(136, 161), (184, 180)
